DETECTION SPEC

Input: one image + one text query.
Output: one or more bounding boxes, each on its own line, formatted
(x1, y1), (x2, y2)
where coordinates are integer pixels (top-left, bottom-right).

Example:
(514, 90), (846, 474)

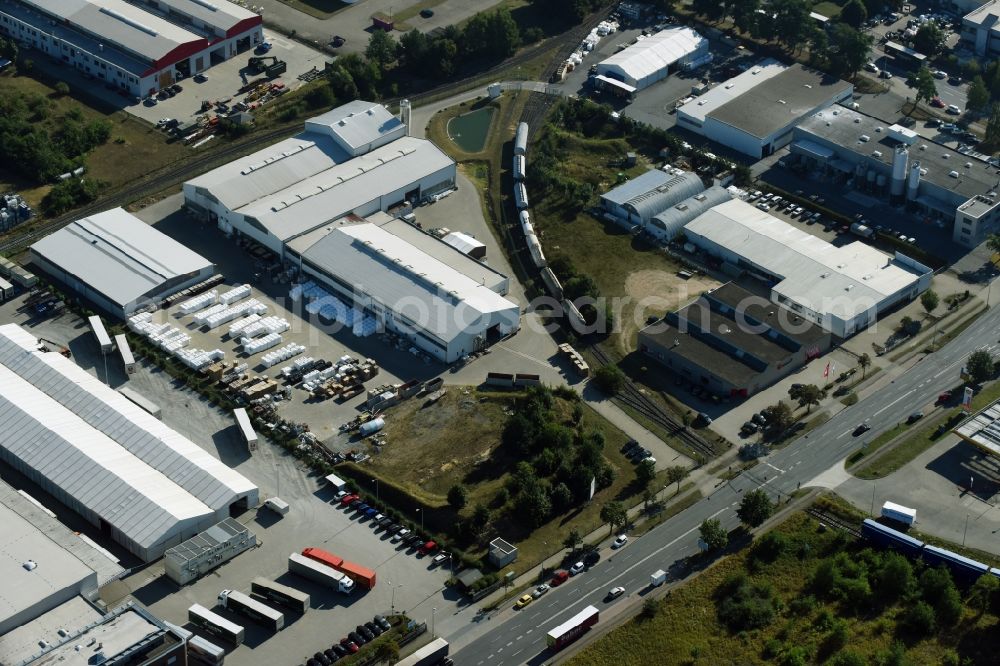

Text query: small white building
(676, 60), (853, 158)
(595, 27), (709, 91)
(30, 208), (215, 318)
(683, 200), (932, 338)
(164, 518), (257, 585)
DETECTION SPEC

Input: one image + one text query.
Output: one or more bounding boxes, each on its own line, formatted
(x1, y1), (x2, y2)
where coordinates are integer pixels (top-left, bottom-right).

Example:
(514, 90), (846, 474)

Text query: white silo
(399, 99), (411, 136)
(907, 160), (921, 201)
(890, 145), (908, 202)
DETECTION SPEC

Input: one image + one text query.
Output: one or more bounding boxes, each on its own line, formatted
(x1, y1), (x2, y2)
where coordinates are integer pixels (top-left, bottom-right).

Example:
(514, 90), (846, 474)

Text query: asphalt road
(451, 299), (1000, 665)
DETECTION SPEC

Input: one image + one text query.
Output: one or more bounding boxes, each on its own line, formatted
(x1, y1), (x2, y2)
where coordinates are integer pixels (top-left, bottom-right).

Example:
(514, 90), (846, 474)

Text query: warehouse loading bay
(0, 292), (455, 666)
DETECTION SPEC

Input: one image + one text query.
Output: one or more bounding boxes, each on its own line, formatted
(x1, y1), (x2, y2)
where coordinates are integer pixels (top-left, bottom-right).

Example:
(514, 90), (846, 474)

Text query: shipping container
(188, 604), (244, 645)
(233, 408), (258, 451)
(325, 473), (348, 491)
(861, 519), (923, 556)
(217, 589), (284, 631)
(288, 552), (355, 593)
(251, 577), (310, 614)
(114, 334), (135, 374)
(881, 501), (916, 526)
(88, 315), (113, 355)
(337, 559), (377, 590)
(922, 545), (989, 583)
(394, 637), (449, 666)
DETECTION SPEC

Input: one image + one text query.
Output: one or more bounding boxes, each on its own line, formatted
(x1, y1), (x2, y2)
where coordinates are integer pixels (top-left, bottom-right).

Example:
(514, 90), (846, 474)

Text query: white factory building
(30, 207), (215, 319)
(0, 0), (263, 98)
(683, 200), (932, 338)
(600, 168), (706, 226)
(287, 213), (520, 363)
(0, 323), (259, 561)
(595, 26), (709, 92)
(676, 60), (853, 159)
(963, 0), (1000, 56)
(184, 101), (457, 257)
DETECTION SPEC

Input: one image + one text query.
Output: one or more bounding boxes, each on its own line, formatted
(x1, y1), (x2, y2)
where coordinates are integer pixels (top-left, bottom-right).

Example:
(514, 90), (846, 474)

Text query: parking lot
(126, 29), (330, 126)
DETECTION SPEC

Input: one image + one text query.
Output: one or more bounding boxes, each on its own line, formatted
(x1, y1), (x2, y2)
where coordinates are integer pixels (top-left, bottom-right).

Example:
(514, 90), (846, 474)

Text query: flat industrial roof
(0, 597), (103, 666)
(149, 0), (259, 35)
(0, 324), (257, 554)
(797, 106), (999, 199)
(684, 200), (927, 321)
(597, 27), (707, 81)
(15, 0), (204, 63)
(305, 100), (405, 154)
(964, 0), (1000, 29)
(300, 222), (519, 344)
(30, 208), (213, 311)
(678, 59), (786, 123)
(29, 604), (166, 666)
(165, 518), (250, 565)
(706, 64), (852, 139)
(0, 503), (97, 635)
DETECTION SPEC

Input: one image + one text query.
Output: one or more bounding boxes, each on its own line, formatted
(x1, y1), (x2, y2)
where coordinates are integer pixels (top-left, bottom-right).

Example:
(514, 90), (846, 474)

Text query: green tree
(600, 500), (627, 536)
(593, 365), (625, 394)
(858, 352), (871, 379)
(374, 640), (399, 664)
(729, 0), (760, 33)
(830, 23), (873, 80)
(447, 483), (468, 509)
(920, 289), (939, 315)
(967, 348), (996, 383)
(987, 232), (1000, 256)
(304, 83), (335, 109)
(636, 459), (656, 488)
(700, 517), (729, 550)
(876, 552), (914, 602)
(54, 81), (70, 96)
(773, 0), (812, 51)
(515, 484), (552, 527)
(968, 75), (990, 113)
(901, 600), (935, 635)
(840, 0), (868, 28)
(763, 401), (794, 433)
(471, 503), (491, 529)
(968, 573), (999, 617)
(665, 464), (689, 494)
(563, 528), (582, 553)
(789, 384), (824, 413)
(907, 66), (938, 108)
(692, 0), (725, 20)
(913, 22), (944, 56)
(987, 104), (1000, 145)
(365, 29), (397, 67)
(737, 488), (775, 529)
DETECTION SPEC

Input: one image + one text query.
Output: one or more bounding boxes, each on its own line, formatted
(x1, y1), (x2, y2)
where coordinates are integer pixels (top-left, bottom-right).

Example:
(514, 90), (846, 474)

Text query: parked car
(532, 583), (551, 598)
(621, 439), (639, 454)
(930, 97), (946, 108)
(419, 540), (438, 555)
(193, 73), (207, 83)
(348, 631), (366, 646)
(340, 494), (358, 506)
(332, 644), (349, 658)
(752, 412), (768, 426)
(365, 621), (383, 637)
(374, 615), (391, 631)
(339, 638), (359, 653)
(357, 625), (375, 641)
(864, 62), (879, 72)
(907, 411), (924, 423)
(947, 104), (962, 115)
(741, 421), (758, 435)
(392, 528), (410, 542)
(612, 534), (629, 549)
(879, 70), (893, 79)
(550, 570), (570, 586)
(569, 561), (586, 576)
(756, 202), (770, 211)
(937, 391), (953, 404)
(933, 69), (947, 79)
(515, 594), (533, 609)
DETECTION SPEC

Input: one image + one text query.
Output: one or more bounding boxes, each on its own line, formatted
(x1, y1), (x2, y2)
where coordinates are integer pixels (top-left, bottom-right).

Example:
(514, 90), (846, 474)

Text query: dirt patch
(618, 269), (720, 350)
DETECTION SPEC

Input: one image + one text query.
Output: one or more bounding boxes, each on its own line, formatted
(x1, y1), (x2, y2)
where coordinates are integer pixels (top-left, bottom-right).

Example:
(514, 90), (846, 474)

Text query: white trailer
(324, 473), (348, 492)
(0, 276), (13, 302)
(233, 407), (257, 451)
(881, 501), (916, 526)
(263, 497), (289, 516)
(287, 552), (355, 593)
(114, 334), (136, 374)
(88, 315), (113, 355)
(188, 604), (244, 645)
(116, 386), (162, 419)
(650, 569), (667, 587)
(217, 589), (285, 631)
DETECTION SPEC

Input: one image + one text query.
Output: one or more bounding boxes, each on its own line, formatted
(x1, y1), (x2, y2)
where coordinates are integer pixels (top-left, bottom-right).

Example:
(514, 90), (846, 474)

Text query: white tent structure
(596, 27), (709, 90)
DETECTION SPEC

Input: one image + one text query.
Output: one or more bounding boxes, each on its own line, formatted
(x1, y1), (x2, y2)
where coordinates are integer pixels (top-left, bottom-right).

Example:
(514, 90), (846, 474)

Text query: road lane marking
(873, 390), (913, 416)
(765, 461), (785, 474)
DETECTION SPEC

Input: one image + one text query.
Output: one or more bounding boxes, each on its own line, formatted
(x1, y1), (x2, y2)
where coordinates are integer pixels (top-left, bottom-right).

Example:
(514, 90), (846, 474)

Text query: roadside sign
(962, 386), (974, 412)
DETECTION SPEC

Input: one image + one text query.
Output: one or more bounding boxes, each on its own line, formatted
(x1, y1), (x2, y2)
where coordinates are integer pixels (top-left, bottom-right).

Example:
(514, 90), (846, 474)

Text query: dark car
(420, 8), (434, 17)
(171, 84), (183, 93)
(374, 615), (391, 631)
(331, 35), (345, 47)
(348, 498), (363, 508)
(853, 423), (871, 436)
(385, 523), (402, 535)
(331, 644), (349, 657)
(314, 652), (331, 666)
(377, 516), (393, 528)
(365, 620), (383, 636)
(403, 533), (422, 546)
(621, 439), (639, 454)
(357, 624), (375, 641)
(364, 507), (378, 519)
(583, 550), (600, 566)
(349, 630), (366, 646)
(355, 503), (370, 513)
(324, 649), (340, 663)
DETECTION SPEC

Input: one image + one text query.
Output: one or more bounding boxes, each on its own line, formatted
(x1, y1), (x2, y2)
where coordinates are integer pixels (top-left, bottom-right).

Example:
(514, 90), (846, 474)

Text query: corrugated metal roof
(305, 101), (405, 154)
(602, 169), (705, 221)
(441, 231), (485, 255)
(30, 208), (213, 311)
(684, 200), (925, 320)
(18, 0), (203, 63)
(301, 223), (519, 344)
(238, 136), (454, 243)
(153, 0), (258, 34)
(649, 185), (732, 238)
(598, 27), (707, 83)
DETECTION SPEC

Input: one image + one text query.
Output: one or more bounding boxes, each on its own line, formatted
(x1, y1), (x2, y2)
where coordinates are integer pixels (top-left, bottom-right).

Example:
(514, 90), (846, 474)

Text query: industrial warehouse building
(675, 60), (853, 158)
(647, 185), (732, 242)
(638, 282), (832, 398)
(0, 0), (263, 98)
(286, 213), (521, 363)
(30, 207), (215, 319)
(600, 168), (706, 226)
(683, 200), (933, 338)
(184, 101), (457, 257)
(0, 323), (259, 561)
(789, 107), (1000, 248)
(595, 27), (709, 92)
(963, 0), (1000, 56)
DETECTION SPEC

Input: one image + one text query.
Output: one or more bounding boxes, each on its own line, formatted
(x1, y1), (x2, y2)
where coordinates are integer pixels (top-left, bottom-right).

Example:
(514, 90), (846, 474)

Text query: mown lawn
(569, 498), (1000, 666)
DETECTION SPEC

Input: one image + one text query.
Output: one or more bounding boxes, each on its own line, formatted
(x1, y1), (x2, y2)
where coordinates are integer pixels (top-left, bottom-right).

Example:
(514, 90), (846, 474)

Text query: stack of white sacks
(242, 332), (281, 355)
(219, 284), (251, 306)
(178, 290), (218, 315)
(261, 343), (306, 368)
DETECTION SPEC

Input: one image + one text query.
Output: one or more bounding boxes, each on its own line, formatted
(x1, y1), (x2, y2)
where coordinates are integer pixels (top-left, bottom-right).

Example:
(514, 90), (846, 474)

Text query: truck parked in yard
(850, 222), (874, 238)
(881, 500), (916, 527)
(217, 589), (284, 631)
(288, 552), (355, 594)
(302, 547), (377, 590)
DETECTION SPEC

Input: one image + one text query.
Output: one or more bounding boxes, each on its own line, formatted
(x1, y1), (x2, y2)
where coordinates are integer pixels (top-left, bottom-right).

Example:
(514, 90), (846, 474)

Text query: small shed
(455, 567), (485, 591)
(442, 231), (487, 260)
(488, 537), (518, 568)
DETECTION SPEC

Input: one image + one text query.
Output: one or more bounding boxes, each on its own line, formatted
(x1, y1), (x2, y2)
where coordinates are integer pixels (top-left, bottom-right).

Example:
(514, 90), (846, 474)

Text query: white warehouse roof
(678, 59), (786, 124)
(0, 324), (258, 559)
(598, 27), (707, 83)
(441, 231), (485, 255)
(305, 100), (406, 155)
(153, 0), (259, 34)
(684, 200), (926, 321)
(30, 208), (213, 313)
(300, 222), (520, 344)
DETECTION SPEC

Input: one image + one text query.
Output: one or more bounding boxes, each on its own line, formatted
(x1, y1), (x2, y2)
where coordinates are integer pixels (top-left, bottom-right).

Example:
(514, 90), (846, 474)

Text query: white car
(933, 70), (947, 79)
(531, 584), (551, 598)
(392, 528), (410, 543)
(864, 62), (879, 73)
(612, 534), (629, 549)
(569, 561), (585, 576)
(607, 586), (625, 599)
(947, 104), (962, 115)
(756, 202), (770, 211)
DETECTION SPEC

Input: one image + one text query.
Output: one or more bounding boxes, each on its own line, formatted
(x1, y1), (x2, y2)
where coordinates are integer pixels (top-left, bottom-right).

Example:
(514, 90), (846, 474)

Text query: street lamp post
(963, 513), (970, 546)
(373, 478), (379, 502)
(417, 508), (423, 532)
(390, 582), (402, 614)
(432, 608), (437, 638)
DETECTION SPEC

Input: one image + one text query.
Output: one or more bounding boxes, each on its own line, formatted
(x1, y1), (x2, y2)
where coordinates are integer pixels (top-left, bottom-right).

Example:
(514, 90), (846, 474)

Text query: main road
(450, 300), (1000, 665)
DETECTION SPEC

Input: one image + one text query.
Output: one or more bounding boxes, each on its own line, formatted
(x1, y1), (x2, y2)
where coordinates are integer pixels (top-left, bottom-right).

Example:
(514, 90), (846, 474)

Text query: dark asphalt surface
(451, 300), (1000, 665)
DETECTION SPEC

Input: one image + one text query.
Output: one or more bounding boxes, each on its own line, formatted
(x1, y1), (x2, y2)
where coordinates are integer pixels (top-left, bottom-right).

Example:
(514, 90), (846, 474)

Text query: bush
(41, 177), (100, 215)
(750, 532), (788, 564)
(593, 365), (625, 394)
(831, 652), (867, 666)
(716, 577), (777, 631)
(762, 638), (784, 660)
(640, 598), (659, 619)
(901, 601), (936, 636)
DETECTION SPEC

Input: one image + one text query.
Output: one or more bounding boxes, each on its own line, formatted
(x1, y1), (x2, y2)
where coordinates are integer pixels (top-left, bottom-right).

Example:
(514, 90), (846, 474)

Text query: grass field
(370, 386), (644, 572)
(0, 72), (187, 212)
(568, 497), (1000, 666)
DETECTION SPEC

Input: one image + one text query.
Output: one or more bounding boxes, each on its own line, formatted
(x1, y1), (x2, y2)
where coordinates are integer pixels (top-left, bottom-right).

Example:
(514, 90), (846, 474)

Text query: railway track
(589, 344), (720, 460)
(806, 508), (863, 539)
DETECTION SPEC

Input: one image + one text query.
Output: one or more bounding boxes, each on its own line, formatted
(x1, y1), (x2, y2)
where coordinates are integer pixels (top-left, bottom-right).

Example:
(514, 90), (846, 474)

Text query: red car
(930, 97), (946, 108)
(419, 540), (437, 555)
(550, 570), (569, 587)
(937, 391), (952, 404)
(339, 493), (359, 506)
(340, 638), (359, 654)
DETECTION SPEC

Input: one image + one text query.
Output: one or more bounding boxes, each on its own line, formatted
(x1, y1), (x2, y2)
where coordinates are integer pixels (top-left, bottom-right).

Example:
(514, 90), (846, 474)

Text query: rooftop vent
(725, 83), (734, 89)
(854, 118), (861, 123)
(920, 168), (927, 175)
(949, 170), (960, 178)
(872, 150), (882, 158)
(875, 127), (883, 132)
(845, 285), (854, 291)
(919, 144), (927, 150)
(943, 154), (950, 159)
(966, 162), (973, 168)
(23, 560), (37, 571)
(804, 83), (812, 89)
(777, 99), (787, 104)
(859, 135), (870, 142)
